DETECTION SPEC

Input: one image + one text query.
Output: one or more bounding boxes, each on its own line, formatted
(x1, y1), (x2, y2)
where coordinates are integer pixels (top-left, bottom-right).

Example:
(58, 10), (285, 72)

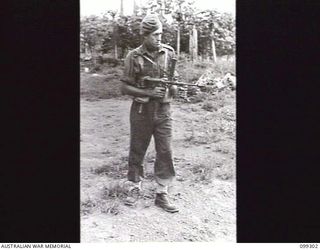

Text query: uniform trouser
(127, 100), (175, 189)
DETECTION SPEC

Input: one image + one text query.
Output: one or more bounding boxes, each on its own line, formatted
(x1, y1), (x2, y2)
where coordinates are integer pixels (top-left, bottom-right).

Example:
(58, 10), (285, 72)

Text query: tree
(80, 0), (235, 61)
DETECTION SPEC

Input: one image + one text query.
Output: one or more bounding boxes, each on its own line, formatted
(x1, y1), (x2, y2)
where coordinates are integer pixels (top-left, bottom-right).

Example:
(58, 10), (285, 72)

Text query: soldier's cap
(140, 14), (162, 36)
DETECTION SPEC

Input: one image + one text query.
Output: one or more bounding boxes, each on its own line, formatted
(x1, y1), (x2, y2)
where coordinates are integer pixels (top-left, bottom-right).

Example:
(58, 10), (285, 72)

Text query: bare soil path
(81, 88), (236, 242)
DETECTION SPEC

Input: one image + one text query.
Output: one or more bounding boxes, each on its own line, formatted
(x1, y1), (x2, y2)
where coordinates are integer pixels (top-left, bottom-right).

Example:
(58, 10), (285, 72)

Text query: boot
(124, 181), (141, 207)
(155, 193), (179, 213)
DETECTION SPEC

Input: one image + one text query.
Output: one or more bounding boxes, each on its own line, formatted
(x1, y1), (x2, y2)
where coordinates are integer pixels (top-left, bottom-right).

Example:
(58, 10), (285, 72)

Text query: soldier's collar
(158, 45), (166, 53)
(139, 44), (165, 57)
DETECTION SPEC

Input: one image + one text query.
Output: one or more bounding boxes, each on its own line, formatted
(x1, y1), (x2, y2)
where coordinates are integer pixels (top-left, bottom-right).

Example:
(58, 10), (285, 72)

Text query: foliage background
(80, 0), (235, 60)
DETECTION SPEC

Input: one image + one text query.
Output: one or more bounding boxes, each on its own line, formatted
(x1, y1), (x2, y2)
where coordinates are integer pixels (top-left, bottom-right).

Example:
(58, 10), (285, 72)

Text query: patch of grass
(177, 56), (235, 84)
(103, 181), (128, 199)
(101, 201), (121, 215)
(192, 164), (213, 184)
(93, 164), (112, 175)
(81, 73), (124, 100)
(190, 157), (235, 183)
(81, 197), (97, 215)
(183, 130), (214, 145)
(80, 64), (132, 100)
(98, 181), (131, 216)
(81, 182), (125, 216)
(215, 163), (235, 181)
(211, 57), (235, 77)
(199, 85), (216, 94)
(188, 92), (211, 103)
(101, 66), (123, 76)
(202, 100), (215, 112)
(92, 163), (127, 179)
(177, 61), (207, 83)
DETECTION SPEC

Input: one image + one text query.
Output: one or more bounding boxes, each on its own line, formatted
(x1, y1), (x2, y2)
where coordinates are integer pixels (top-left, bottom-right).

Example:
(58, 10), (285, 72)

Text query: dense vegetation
(80, 0), (235, 61)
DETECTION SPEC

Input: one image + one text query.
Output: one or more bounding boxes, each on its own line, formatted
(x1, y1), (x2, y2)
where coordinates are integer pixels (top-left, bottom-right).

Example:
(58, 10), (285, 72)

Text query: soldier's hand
(169, 85), (178, 97)
(148, 87), (166, 98)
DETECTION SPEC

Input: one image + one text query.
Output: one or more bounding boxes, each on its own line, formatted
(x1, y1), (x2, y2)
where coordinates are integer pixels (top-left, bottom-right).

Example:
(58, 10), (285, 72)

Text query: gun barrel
(144, 77), (198, 87)
(161, 79), (198, 87)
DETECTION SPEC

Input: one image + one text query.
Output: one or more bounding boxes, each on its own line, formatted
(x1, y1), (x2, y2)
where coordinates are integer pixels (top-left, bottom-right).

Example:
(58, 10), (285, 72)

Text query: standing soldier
(120, 14), (179, 213)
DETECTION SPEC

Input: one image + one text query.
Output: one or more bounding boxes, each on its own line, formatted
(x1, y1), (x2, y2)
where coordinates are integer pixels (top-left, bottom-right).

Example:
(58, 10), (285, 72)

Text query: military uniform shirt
(121, 43), (177, 89)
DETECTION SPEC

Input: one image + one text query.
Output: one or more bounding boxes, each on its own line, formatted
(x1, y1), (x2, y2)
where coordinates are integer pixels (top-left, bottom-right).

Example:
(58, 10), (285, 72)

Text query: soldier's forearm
(120, 83), (152, 97)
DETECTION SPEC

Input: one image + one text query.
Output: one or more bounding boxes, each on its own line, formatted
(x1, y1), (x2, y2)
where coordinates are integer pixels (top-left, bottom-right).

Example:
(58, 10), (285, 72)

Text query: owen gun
(142, 77), (198, 88)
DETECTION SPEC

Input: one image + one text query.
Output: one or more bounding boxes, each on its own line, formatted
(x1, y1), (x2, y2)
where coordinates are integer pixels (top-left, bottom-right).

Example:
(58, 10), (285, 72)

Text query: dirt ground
(80, 72), (236, 242)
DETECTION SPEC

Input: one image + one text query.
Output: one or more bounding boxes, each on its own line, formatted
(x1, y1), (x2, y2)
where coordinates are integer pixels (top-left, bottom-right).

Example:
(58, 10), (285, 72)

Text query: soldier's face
(144, 27), (163, 50)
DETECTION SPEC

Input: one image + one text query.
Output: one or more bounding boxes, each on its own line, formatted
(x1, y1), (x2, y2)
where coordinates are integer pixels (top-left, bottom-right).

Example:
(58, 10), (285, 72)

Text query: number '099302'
(300, 244), (318, 248)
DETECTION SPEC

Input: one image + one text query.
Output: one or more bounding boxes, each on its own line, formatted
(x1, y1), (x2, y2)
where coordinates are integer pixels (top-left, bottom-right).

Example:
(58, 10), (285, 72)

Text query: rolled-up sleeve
(121, 51), (137, 86)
